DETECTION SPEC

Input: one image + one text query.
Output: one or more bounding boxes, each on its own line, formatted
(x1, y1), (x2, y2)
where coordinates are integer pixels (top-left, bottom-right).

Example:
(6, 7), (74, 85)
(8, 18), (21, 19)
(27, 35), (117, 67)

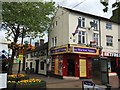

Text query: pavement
(14, 71), (120, 89)
(27, 73), (83, 88)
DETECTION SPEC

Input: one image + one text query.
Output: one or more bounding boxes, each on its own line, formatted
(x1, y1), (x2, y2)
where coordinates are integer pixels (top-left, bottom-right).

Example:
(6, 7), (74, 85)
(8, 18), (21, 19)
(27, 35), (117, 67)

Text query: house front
(48, 6), (120, 79)
(48, 7), (102, 79)
(25, 40), (48, 75)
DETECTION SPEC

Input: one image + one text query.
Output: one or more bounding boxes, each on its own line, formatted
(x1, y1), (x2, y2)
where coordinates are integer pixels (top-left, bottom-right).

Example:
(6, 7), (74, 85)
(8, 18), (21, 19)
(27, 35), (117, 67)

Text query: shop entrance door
(35, 60), (39, 74)
(68, 59), (75, 76)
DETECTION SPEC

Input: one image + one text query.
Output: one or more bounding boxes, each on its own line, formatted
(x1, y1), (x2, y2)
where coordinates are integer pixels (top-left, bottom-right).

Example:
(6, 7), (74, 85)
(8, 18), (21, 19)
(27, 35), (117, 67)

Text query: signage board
(0, 73), (7, 89)
(82, 80), (106, 90)
(50, 44), (99, 55)
(18, 54), (23, 61)
(82, 80), (95, 89)
(103, 52), (120, 57)
(73, 46), (99, 55)
(50, 47), (67, 55)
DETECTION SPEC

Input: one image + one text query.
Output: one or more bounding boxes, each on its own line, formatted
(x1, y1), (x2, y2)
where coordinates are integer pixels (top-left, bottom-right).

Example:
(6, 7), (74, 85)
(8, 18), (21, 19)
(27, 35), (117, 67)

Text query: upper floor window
(106, 35), (113, 46)
(55, 21), (57, 26)
(51, 38), (54, 47)
(106, 22), (112, 30)
(78, 17), (85, 28)
(51, 37), (57, 47)
(55, 37), (57, 46)
(93, 20), (99, 31)
(78, 31), (86, 44)
(93, 33), (98, 45)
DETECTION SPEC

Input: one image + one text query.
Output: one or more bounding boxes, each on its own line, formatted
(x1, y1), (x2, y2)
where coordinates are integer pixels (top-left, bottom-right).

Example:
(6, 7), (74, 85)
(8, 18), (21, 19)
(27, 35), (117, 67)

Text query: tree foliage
(1, 1), (55, 74)
(101, 0), (120, 12)
(2, 1), (55, 40)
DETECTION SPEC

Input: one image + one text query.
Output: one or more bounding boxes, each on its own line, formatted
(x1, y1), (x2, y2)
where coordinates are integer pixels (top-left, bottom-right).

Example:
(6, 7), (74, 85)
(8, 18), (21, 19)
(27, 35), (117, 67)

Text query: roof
(61, 6), (119, 24)
(26, 42), (48, 54)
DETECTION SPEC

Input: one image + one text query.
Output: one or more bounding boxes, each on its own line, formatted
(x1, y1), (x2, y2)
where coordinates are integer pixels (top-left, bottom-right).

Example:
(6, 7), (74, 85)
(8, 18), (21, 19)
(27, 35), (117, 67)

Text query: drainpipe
(99, 19), (102, 50)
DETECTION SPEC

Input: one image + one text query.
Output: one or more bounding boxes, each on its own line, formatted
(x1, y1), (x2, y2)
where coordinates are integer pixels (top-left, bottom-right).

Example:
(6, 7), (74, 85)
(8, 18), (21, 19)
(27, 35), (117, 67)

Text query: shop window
(51, 59), (55, 73)
(111, 60), (116, 72)
(40, 62), (44, 70)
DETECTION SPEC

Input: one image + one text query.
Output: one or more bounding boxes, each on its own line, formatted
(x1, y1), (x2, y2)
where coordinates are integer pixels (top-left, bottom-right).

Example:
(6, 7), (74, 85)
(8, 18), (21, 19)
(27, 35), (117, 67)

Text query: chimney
(40, 39), (44, 45)
(35, 42), (39, 47)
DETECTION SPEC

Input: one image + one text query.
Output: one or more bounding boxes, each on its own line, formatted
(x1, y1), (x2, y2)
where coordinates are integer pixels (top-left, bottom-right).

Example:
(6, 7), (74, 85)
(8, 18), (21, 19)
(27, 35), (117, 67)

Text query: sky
(52, 0), (117, 18)
(0, 0), (117, 51)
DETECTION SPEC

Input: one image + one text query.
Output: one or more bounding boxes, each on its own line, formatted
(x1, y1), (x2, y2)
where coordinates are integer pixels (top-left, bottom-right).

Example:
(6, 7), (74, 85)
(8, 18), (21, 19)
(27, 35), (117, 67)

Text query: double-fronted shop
(50, 44), (99, 79)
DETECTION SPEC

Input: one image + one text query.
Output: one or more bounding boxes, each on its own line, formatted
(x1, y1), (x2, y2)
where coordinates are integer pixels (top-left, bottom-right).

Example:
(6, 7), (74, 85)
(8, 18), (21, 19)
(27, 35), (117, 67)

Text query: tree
(101, 0), (120, 12)
(110, 7), (120, 24)
(1, 1), (55, 74)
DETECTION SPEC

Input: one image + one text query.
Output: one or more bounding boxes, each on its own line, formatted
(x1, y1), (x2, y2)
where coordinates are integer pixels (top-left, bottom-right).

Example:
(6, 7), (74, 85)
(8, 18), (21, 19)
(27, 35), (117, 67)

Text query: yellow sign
(18, 55), (23, 61)
(79, 59), (87, 77)
(54, 59), (59, 74)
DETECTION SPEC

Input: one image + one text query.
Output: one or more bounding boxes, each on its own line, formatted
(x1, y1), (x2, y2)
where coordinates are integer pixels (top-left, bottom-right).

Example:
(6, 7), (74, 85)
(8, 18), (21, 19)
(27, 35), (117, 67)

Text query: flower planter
(7, 74), (29, 81)
(7, 79), (46, 90)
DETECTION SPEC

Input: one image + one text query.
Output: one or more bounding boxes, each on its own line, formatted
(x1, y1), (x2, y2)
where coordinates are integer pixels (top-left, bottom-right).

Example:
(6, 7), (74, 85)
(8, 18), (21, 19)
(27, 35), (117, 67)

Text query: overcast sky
(0, 0), (117, 52)
(52, 0), (117, 18)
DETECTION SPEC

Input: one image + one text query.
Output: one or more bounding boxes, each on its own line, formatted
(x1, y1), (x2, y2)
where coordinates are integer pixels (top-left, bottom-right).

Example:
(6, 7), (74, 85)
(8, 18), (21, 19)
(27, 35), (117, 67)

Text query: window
(106, 35), (113, 46)
(106, 22), (112, 29)
(51, 37), (57, 47)
(93, 33), (98, 45)
(30, 62), (32, 69)
(78, 17), (85, 28)
(78, 31), (86, 44)
(55, 21), (57, 26)
(51, 38), (54, 47)
(118, 39), (120, 42)
(93, 20), (98, 30)
(26, 62), (28, 67)
(40, 62), (44, 70)
(55, 37), (57, 46)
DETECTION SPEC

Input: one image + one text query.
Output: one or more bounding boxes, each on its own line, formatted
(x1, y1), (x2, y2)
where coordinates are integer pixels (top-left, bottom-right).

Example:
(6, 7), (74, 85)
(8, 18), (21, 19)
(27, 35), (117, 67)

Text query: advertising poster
(55, 59), (59, 74)
(0, 73), (7, 89)
(79, 59), (87, 77)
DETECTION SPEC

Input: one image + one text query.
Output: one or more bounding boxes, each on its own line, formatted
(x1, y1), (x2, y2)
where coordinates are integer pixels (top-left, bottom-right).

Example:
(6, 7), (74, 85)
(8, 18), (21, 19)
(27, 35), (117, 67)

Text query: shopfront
(102, 52), (120, 72)
(50, 44), (99, 79)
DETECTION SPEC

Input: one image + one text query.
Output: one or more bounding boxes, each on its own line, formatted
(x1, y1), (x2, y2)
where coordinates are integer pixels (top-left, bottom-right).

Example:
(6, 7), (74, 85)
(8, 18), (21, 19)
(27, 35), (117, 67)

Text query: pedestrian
(115, 65), (120, 88)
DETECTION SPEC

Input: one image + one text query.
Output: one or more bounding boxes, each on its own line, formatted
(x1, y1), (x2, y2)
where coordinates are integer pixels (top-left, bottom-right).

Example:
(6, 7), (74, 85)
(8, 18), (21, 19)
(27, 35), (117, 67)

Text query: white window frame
(106, 22), (112, 30)
(93, 20), (99, 31)
(93, 33), (98, 45)
(55, 37), (57, 46)
(78, 17), (85, 28)
(51, 38), (54, 47)
(78, 31), (86, 44)
(106, 35), (113, 46)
